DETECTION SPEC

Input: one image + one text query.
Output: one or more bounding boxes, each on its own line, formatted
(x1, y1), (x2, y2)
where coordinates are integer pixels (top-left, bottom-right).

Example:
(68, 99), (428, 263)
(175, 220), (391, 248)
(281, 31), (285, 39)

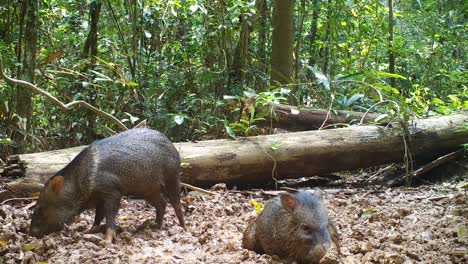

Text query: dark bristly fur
(29, 128), (186, 242)
(242, 190), (331, 264)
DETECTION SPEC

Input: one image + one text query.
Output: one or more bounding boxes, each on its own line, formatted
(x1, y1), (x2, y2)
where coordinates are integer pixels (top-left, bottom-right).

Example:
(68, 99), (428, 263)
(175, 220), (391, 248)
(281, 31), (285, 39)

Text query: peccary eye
(302, 225), (317, 233)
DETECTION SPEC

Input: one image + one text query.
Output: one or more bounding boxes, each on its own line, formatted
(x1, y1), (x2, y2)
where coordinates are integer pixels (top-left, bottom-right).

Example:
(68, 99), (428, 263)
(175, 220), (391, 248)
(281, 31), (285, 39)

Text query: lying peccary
(242, 189), (332, 264)
(29, 128), (186, 242)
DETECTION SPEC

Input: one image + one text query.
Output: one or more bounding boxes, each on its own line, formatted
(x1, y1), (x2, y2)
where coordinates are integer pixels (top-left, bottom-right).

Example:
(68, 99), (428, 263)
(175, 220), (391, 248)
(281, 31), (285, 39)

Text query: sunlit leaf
(22, 243), (38, 251)
(312, 69), (330, 90)
(375, 114), (389, 123)
(223, 95), (239, 100)
(362, 207), (379, 217)
(375, 71), (406, 79)
(174, 115), (185, 125)
(459, 226), (466, 237)
(225, 126), (236, 139)
(0, 138), (12, 145)
(243, 88), (257, 98)
(346, 94), (364, 106)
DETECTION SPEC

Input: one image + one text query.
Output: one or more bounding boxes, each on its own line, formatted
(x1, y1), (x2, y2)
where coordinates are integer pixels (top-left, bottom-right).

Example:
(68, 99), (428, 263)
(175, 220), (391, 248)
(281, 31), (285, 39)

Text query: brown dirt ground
(1, 179), (467, 264)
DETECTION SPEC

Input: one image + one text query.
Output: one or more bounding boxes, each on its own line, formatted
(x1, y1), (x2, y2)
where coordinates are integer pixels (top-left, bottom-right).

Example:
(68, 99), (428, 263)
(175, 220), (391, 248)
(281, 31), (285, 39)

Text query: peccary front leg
(103, 194), (121, 243)
(242, 221), (260, 252)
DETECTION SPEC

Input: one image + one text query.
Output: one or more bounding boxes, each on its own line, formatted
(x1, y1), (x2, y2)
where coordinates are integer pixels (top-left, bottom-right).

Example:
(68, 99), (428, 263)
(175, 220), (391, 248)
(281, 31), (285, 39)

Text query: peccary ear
(280, 193), (298, 212)
(48, 176), (64, 194)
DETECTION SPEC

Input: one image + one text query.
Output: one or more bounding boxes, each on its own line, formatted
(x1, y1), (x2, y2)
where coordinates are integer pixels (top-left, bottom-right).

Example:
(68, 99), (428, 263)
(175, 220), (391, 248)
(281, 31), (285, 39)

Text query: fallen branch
(0, 56), (128, 131)
(412, 149), (464, 178)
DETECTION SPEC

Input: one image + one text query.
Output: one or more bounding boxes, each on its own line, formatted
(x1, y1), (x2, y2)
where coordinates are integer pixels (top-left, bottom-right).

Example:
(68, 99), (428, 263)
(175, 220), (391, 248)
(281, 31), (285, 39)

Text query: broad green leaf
(126, 81), (139, 87)
(309, 67), (330, 90)
(225, 126), (236, 139)
(334, 72), (364, 80)
(448, 94), (460, 103)
(0, 138), (12, 145)
(375, 71), (406, 79)
(243, 88), (257, 98)
(346, 94), (364, 106)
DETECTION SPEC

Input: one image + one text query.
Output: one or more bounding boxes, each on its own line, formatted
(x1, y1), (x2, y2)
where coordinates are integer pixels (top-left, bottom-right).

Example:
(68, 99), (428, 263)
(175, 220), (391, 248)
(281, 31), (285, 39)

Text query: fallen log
(1, 112), (467, 200)
(258, 104), (383, 130)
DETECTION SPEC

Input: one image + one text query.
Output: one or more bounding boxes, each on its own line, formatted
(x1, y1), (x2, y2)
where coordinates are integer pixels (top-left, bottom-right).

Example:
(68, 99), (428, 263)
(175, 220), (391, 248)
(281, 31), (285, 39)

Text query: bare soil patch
(0, 182), (467, 263)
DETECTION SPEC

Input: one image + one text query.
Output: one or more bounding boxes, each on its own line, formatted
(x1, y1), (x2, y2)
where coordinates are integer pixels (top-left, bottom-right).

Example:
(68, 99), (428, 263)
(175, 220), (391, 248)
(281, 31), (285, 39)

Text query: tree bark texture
(1, 113), (466, 200)
(387, 0), (396, 88)
(15, 0), (38, 143)
(270, 0), (294, 85)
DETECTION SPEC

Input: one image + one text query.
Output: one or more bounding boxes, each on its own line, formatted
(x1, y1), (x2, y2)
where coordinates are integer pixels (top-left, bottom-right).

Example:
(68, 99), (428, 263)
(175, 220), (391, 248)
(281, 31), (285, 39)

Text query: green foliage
(0, 0), (465, 152)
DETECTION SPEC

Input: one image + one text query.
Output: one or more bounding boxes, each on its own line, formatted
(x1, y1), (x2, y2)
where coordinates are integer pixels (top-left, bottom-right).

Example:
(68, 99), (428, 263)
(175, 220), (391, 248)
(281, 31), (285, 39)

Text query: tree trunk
(257, 104), (383, 131)
(322, 0), (332, 75)
(81, 0), (101, 143)
(387, 0), (396, 88)
(270, 0), (294, 85)
(1, 113), (466, 200)
(257, 0), (268, 91)
(308, 0), (320, 69)
(14, 0), (38, 149)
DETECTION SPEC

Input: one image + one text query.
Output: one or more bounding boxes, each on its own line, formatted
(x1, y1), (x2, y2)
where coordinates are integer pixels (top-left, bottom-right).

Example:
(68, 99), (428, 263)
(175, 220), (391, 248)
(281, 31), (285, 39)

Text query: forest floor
(0, 160), (467, 264)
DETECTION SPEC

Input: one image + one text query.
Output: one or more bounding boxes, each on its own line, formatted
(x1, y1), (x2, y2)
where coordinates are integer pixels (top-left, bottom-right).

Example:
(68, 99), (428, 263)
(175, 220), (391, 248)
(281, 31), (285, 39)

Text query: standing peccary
(242, 189), (332, 264)
(29, 128), (186, 242)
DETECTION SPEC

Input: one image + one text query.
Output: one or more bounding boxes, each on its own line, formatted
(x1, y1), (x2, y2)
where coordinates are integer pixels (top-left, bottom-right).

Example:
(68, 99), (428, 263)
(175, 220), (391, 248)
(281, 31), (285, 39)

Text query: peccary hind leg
(152, 194), (167, 229)
(88, 202), (105, 233)
(103, 194), (121, 243)
(171, 201), (186, 230)
(147, 193), (186, 230)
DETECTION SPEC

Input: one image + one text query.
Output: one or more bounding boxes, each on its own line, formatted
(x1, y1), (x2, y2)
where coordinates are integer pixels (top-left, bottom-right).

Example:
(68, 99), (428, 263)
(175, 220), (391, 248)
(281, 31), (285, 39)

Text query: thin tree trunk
(257, 0), (268, 91)
(322, 0), (332, 75)
(308, 0), (320, 69)
(81, 1), (101, 143)
(270, 0), (294, 86)
(388, 0), (396, 88)
(14, 0), (38, 149)
(294, 0), (306, 80)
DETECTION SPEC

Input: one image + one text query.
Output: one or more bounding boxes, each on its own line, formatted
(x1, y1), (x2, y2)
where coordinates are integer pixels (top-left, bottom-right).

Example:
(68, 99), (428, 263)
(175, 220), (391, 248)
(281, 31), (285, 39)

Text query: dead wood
(1, 112), (467, 201)
(258, 104), (384, 131)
